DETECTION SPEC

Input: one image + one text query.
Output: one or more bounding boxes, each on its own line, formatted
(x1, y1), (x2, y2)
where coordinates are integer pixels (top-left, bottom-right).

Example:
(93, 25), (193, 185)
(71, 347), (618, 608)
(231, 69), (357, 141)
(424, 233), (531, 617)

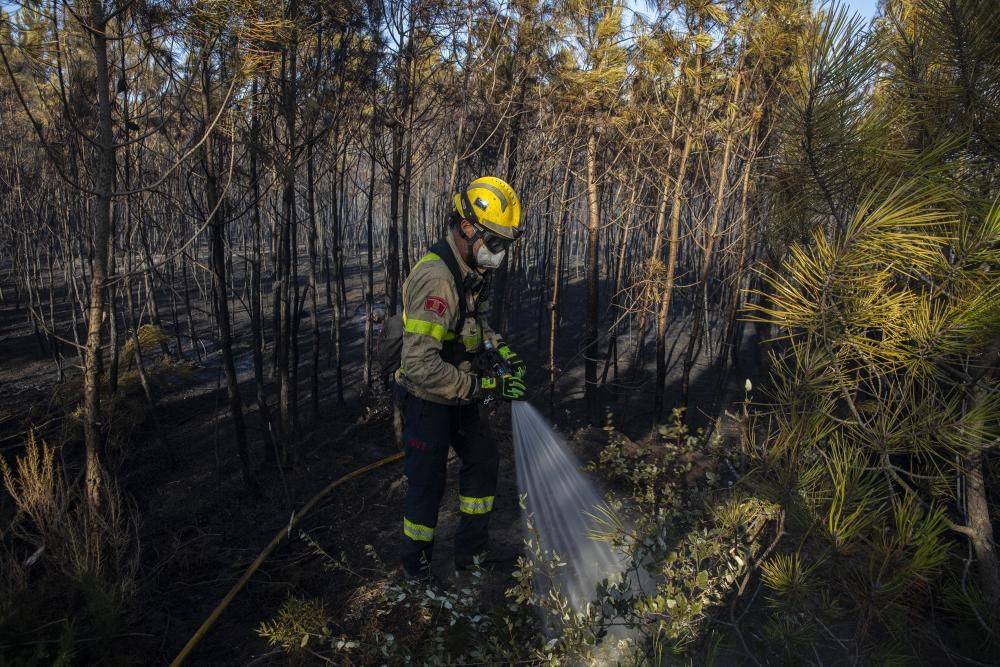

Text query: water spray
(511, 402), (626, 613)
(481, 342), (626, 610)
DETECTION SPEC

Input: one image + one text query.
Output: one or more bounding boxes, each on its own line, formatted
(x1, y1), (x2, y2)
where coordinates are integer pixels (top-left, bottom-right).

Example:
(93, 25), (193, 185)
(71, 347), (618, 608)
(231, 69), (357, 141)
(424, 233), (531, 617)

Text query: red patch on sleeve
(423, 296), (448, 316)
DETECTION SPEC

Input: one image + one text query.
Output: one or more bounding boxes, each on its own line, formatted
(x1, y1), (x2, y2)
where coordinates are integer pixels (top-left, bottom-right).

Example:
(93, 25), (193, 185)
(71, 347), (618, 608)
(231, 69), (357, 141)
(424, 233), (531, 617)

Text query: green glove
(479, 373), (526, 401)
(497, 344), (526, 380)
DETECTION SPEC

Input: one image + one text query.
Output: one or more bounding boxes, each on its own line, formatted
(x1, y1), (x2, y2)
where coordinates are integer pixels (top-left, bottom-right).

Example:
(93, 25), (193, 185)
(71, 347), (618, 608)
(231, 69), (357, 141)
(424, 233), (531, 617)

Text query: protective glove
(497, 344), (526, 380)
(478, 373), (526, 401)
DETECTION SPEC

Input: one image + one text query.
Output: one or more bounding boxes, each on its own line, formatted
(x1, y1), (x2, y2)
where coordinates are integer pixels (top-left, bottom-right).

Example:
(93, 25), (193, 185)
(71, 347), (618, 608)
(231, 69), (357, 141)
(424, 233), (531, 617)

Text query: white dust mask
(475, 244), (506, 269)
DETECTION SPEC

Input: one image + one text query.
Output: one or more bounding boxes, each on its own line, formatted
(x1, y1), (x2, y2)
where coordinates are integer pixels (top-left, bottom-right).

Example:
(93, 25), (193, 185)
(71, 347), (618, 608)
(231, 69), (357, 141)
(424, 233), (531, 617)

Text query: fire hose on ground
(169, 450), (405, 667)
(172, 355), (518, 665)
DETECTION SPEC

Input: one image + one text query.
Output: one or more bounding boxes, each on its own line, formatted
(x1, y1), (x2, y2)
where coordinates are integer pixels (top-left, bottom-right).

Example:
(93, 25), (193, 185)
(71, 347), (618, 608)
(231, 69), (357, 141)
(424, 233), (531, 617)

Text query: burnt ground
(131, 394), (524, 665)
(0, 252), (762, 665)
(0, 261), (527, 665)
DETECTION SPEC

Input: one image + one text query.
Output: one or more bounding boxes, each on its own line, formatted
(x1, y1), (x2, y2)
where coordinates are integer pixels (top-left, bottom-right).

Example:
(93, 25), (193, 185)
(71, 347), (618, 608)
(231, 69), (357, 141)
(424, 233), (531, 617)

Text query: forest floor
(0, 254), (760, 665)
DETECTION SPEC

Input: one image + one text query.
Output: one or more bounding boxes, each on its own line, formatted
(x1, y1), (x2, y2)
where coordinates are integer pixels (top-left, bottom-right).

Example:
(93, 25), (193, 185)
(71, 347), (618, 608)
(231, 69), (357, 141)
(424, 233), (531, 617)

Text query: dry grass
(1, 434), (140, 663)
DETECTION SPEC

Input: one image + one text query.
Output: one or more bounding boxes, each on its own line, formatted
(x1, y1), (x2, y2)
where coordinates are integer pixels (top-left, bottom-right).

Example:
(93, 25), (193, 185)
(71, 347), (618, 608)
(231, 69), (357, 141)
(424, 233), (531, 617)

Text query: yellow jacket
(394, 234), (500, 405)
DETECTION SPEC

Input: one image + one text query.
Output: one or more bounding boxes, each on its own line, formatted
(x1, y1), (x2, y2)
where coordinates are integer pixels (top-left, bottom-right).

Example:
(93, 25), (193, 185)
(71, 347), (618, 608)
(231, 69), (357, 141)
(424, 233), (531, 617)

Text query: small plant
(507, 504), (642, 665)
(760, 552), (812, 605)
(0, 434), (139, 665)
(121, 324), (169, 367)
(257, 596), (332, 653)
(260, 536), (549, 665)
(583, 412), (783, 660)
(54, 358), (182, 455)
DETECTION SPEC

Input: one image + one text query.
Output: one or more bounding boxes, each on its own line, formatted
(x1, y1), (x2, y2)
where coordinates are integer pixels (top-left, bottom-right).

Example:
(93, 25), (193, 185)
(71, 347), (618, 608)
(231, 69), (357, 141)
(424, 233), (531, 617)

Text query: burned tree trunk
(82, 0), (115, 512)
(653, 128), (693, 418)
(277, 0), (300, 464)
(682, 73), (741, 410)
(654, 49), (702, 418)
(584, 130), (602, 422)
(548, 152), (574, 418)
(201, 53), (257, 495)
(306, 142), (322, 421)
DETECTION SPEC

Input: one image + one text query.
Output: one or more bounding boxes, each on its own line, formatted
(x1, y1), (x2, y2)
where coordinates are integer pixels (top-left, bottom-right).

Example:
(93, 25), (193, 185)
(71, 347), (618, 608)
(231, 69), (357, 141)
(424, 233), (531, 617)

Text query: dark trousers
(400, 393), (498, 576)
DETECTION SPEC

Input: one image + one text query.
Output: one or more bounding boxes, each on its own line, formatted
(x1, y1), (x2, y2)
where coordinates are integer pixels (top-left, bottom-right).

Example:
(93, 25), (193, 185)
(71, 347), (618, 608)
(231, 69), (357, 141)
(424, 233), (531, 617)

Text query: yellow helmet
(453, 176), (523, 241)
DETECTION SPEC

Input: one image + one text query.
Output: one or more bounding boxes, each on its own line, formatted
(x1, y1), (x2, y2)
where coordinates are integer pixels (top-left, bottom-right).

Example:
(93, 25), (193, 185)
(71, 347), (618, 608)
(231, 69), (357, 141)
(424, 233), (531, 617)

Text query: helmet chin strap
(459, 223), (482, 266)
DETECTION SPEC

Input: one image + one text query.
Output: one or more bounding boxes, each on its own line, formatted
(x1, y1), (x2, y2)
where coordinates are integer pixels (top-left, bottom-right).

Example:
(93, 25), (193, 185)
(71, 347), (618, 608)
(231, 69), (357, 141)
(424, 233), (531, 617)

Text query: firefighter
(395, 176), (527, 580)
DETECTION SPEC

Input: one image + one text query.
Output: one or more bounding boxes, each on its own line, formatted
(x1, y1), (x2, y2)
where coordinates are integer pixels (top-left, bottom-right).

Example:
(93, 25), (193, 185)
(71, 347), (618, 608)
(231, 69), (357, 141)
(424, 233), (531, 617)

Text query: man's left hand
(497, 344), (526, 380)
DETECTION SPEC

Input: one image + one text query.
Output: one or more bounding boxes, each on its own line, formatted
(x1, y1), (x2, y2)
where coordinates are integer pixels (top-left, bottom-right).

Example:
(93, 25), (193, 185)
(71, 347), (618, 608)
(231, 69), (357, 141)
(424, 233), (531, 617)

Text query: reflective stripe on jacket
(395, 234), (499, 405)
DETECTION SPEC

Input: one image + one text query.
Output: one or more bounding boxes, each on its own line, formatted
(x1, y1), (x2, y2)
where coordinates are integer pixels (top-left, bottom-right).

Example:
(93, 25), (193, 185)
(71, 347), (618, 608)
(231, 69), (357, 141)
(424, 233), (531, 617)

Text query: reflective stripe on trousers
(458, 495), (495, 515)
(403, 517), (434, 542)
(399, 393), (498, 575)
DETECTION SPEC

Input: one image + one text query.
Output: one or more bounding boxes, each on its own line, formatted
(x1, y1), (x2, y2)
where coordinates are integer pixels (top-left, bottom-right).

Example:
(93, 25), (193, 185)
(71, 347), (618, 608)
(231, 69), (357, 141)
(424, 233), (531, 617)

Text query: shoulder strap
(428, 239), (468, 323)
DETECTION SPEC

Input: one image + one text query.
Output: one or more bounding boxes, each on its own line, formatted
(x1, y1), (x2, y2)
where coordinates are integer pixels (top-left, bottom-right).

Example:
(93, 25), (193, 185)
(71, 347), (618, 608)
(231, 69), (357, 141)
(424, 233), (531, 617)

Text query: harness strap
(428, 240), (469, 324)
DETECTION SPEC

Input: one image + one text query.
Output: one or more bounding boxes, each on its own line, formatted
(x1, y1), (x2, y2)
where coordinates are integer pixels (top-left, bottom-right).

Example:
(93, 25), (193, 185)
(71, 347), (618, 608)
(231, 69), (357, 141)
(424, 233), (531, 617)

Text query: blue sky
(1, 0), (883, 22)
(845, 0), (880, 19)
(619, 0), (882, 25)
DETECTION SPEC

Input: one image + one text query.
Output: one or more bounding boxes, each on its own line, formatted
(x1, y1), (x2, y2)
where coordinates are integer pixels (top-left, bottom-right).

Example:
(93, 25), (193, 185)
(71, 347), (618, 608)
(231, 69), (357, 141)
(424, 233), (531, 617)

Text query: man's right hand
(478, 374), (526, 401)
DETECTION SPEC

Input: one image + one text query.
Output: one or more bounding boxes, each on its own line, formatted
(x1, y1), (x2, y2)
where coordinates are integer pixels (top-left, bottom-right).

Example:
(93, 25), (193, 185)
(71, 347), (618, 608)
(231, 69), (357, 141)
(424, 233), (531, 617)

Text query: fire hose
(169, 450), (405, 667)
(172, 350), (516, 665)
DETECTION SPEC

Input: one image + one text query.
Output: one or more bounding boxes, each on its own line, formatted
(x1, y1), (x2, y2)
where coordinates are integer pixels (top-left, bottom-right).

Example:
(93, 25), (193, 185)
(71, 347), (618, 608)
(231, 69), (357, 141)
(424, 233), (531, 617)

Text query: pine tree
(745, 0), (1000, 658)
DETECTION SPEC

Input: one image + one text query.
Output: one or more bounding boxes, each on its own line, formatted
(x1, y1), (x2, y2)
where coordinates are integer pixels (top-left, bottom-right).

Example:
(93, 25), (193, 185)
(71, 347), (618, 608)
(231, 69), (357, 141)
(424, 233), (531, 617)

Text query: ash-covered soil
(0, 250), (758, 665)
